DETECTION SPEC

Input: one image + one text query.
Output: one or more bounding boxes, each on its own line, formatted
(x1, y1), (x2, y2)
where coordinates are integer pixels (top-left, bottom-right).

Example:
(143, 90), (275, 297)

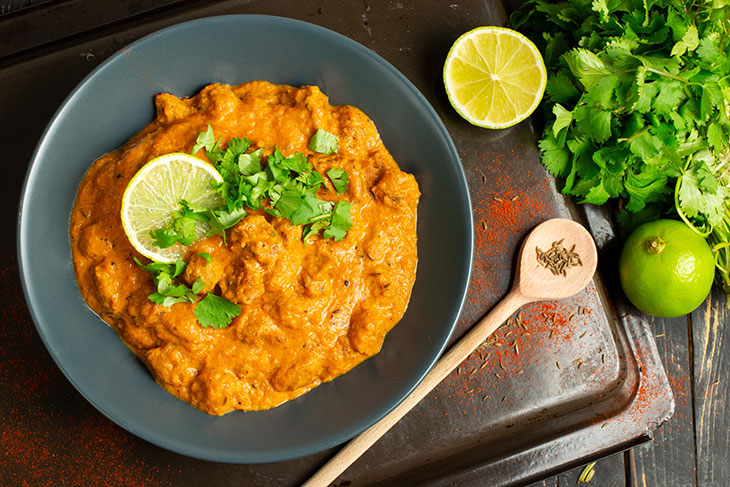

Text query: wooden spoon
(302, 218), (597, 487)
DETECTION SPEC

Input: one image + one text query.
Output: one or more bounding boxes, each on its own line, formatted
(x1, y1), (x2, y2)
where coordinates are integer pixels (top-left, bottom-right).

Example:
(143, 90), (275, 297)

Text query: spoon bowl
(516, 218), (598, 301)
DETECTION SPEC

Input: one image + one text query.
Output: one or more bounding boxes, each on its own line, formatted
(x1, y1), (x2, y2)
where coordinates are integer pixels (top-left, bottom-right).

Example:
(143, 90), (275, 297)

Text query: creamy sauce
(70, 81), (419, 415)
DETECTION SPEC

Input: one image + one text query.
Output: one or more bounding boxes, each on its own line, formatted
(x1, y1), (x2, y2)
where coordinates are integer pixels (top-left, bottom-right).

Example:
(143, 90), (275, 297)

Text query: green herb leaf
(327, 167), (350, 194)
(290, 195), (333, 226)
(323, 201), (353, 242)
(194, 293), (241, 329)
(192, 277), (206, 294)
(134, 258), (195, 306)
(238, 148), (263, 175)
(192, 124), (217, 155)
(309, 129), (339, 154)
(302, 220), (329, 243)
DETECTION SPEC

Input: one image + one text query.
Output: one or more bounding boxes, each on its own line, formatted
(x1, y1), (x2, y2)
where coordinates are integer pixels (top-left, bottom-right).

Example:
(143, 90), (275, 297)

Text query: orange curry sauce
(69, 81), (420, 415)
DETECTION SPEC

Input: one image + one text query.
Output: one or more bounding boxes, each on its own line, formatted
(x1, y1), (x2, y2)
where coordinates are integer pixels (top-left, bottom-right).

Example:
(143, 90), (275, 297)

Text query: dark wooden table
(2, 1), (728, 486)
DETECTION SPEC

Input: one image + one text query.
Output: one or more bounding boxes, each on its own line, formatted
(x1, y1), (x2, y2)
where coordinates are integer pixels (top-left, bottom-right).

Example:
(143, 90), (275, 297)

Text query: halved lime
(443, 26), (547, 129)
(121, 153), (224, 263)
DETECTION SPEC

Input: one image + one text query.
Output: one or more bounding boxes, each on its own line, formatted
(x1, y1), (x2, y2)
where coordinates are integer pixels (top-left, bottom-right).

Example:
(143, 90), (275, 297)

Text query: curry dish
(69, 81), (420, 415)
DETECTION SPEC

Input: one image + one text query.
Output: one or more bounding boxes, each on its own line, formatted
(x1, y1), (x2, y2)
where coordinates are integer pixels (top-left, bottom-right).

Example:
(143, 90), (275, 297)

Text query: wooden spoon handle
(301, 289), (530, 487)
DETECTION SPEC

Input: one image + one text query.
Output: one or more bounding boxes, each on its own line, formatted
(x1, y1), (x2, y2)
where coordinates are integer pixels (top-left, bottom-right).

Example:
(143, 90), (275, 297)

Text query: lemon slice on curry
(121, 152), (224, 263)
(443, 26), (547, 129)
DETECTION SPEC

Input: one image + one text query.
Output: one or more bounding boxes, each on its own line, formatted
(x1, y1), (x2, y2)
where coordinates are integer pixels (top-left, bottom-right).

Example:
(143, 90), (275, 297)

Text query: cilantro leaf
(192, 277), (206, 295)
(309, 129), (339, 154)
(197, 252), (212, 265)
(563, 48), (611, 91)
(326, 167), (350, 194)
(290, 195), (333, 226)
(227, 137), (251, 156)
(670, 23), (699, 57)
(538, 132), (571, 178)
(150, 226), (182, 249)
(192, 124), (217, 155)
(302, 220), (329, 243)
(134, 258), (195, 306)
(134, 257), (186, 278)
(323, 201), (353, 242)
(546, 70), (581, 104)
(238, 148), (263, 175)
(194, 293), (241, 329)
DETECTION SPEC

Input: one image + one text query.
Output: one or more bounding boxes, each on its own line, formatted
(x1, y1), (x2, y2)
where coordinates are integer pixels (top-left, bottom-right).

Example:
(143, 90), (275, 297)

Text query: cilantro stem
(618, 126), (650, 144)
(643, 66), (702, 88)
(674, 174), (712, 238)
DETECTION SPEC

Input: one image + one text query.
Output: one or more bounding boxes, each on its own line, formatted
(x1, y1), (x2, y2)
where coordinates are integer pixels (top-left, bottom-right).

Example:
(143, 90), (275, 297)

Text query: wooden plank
(629, 314), (697, 487)
(556, 452), (626, 487)
(691, 287), (730, 486)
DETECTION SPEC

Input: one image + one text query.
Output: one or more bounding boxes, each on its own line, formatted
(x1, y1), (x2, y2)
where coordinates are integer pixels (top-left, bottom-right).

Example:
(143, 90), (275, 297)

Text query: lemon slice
(121, 152), (224, 263)
(443, 26), (547, 129)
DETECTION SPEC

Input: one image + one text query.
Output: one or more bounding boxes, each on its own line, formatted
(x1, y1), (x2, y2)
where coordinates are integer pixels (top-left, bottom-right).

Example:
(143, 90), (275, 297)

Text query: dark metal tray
(0, 1), (673, 486)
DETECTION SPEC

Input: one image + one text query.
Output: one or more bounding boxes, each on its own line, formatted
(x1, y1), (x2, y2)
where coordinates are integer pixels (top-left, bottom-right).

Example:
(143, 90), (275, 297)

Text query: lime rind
(443, 26), (547, 129)
(121, 153), (224, 263)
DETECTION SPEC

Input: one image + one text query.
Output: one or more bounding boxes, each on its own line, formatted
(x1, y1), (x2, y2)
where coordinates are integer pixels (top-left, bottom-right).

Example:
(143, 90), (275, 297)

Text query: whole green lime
(619, 219), (714, 318)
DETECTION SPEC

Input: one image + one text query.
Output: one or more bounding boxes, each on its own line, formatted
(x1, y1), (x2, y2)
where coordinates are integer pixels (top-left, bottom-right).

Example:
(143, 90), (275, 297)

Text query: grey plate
(17, 15), (473, 463)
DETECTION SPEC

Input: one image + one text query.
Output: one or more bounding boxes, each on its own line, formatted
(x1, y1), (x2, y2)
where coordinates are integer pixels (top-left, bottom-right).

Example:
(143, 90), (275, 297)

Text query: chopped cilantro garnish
(302, 200), (353, 244)
(134, 256), (241, 329)
(194, 293), (242, 329)
(141, 127), (354, 327)
(309, 128), (339, 154)
(197, 252), (212, 265)
(186, 126), (352, 245)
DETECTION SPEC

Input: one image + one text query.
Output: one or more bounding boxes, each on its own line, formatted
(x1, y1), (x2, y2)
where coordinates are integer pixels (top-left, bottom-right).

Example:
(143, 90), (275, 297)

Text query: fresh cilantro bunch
(511, 0), (730, 294)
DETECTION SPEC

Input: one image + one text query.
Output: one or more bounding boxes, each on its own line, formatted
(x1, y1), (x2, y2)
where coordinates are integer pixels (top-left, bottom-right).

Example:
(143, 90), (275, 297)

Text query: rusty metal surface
(1, 1), (673, 486)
